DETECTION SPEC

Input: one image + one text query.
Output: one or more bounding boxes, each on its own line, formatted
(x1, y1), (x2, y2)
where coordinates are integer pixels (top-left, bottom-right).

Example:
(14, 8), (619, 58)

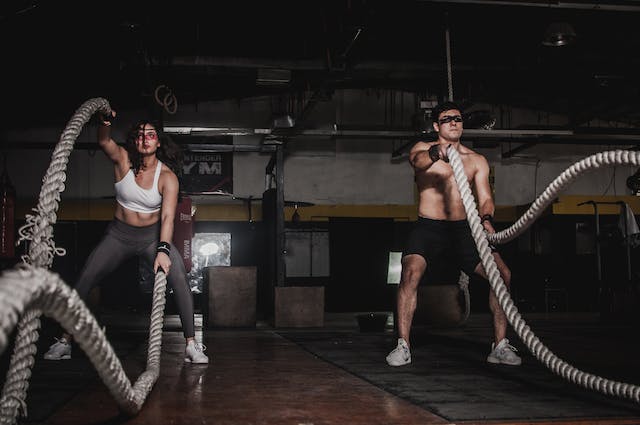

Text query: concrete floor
(4, 311), (640, 424)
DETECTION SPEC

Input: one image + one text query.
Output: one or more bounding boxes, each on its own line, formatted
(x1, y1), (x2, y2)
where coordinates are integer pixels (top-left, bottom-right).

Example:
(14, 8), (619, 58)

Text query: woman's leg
(141, 241), (195, 338)
(45, 221), (136, 358)
(139, 231), (207, 363)
(74, 222), (135, 300)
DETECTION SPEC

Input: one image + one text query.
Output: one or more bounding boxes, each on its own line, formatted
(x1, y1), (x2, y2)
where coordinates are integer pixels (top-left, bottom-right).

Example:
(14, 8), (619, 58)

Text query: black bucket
(356, 313), (389, 332)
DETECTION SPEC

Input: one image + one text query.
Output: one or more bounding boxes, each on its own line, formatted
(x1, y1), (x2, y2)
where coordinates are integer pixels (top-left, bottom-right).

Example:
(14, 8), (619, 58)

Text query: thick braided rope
(17, 97), (111, 268)
(458, 272), (470, 324)
(0, 266), (168, 421)
(0, 308), (40, 424)
(487, 150), (640, 246)
(1, 98), (168, 424)
(447, 146), (640, 403)
(1, 98), (112, 425)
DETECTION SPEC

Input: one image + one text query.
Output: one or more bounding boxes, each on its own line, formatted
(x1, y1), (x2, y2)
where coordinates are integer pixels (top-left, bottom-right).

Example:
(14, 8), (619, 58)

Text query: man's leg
(474, 253), (521, 365)
(474, 253), (511, 344)
(397, 254), (427, 344)
(387, 254), (426, 366)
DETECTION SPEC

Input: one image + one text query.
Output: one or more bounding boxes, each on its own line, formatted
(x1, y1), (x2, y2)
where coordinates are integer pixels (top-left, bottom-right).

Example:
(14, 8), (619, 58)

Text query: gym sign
(181, 151), (233, 194)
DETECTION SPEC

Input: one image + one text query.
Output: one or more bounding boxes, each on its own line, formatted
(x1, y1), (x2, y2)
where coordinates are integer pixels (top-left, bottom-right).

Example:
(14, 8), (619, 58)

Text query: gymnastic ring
(154, 85), (168, 106)
(163, 91), (177, 114)
(154, 85), (178, 114)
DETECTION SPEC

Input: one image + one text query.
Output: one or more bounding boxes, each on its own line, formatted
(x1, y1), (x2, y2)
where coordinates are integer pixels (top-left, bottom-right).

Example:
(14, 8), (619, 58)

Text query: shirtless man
(386, 101), (521, 367)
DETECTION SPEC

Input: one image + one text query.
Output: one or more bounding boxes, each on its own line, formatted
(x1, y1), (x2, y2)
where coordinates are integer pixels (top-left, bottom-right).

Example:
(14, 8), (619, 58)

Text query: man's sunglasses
(438, 115), (463, 124)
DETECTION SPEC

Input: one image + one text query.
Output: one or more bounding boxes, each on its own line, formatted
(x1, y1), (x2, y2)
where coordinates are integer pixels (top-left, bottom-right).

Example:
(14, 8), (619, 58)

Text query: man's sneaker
(487, 338), (522, 365)
(185, 341), (209, 364)
(43, 337), (71, 360)
(386, 338), (411, 366)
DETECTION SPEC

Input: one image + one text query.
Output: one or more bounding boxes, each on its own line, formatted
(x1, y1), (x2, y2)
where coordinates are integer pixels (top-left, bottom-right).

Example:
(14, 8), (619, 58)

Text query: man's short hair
(431, 101), (463, 123)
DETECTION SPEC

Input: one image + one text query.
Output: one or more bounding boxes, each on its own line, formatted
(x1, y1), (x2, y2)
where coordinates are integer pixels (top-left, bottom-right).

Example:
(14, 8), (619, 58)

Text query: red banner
(173, 196), (193, 272)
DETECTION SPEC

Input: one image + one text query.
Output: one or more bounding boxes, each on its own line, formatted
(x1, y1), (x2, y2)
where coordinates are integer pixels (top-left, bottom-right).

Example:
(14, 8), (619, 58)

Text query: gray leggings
(74, 219), (195, 338)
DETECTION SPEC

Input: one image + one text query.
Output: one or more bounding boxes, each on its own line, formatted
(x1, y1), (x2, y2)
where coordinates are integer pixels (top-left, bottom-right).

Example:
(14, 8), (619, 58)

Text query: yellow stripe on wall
(20, 196), (630, 222)
(15, 200), (523, 222)
(552, 195), (640, 215)
(16, 200), (117, 221)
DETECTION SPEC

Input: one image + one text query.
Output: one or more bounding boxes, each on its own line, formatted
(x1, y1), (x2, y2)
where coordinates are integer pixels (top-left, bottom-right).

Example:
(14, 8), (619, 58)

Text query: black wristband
(481, 214), (494, 225)
(157, 241), (171, 256)
(428, 144), (440, 162)
(98, 112), (113, 126)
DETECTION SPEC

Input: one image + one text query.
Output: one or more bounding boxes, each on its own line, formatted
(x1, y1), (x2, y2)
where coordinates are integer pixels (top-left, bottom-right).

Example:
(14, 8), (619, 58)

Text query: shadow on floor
(277, 312), (640, 422)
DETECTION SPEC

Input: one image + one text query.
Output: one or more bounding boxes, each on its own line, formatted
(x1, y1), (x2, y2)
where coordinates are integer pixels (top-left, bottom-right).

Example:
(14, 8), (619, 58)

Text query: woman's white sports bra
(114, 160), (163, 213)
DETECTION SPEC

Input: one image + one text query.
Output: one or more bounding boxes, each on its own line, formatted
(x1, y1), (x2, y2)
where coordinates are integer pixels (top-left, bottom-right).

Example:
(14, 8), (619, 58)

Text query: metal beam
(183, 144), (276, 153)
(170, 56), (325, 70)
(275, 144), (285, 287)
(501, 142), (539, 159)
(4, 127), (639, 151)
(167, 125), (640, 144)
(422, 0), (640, 11)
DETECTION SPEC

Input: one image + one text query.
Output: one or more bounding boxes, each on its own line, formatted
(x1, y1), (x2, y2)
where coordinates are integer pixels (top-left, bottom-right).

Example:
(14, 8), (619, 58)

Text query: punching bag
(0, 166), (15, 259)
(173, 195), (193, 272)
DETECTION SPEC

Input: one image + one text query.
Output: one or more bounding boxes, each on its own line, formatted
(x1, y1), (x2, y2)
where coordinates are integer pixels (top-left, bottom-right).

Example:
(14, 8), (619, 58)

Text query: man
(386, 101), (521, 367)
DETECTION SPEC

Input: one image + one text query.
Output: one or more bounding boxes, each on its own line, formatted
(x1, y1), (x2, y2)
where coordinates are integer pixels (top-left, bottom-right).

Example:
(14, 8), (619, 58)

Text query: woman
(44, 111), (208, 364)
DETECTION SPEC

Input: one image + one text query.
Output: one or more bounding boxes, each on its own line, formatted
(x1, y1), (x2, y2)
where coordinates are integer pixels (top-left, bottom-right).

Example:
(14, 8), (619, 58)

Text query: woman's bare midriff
(114, 204), (160, 227)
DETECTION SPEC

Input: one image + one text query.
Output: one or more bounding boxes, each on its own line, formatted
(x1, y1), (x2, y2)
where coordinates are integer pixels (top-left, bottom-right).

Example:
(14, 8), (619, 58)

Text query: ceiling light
(257, 68), (291, 85)
(542, 22), (577, 47)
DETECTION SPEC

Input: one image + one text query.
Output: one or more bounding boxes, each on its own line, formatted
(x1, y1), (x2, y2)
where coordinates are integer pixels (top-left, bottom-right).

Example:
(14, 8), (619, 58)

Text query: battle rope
(487, 150), (640, 246)
(0, 267), (167, 419)
(17, 97), (113, 268)
(0, 97), (169, 425)
(447, 145), (640, 403)
(458, 271), (470, 324)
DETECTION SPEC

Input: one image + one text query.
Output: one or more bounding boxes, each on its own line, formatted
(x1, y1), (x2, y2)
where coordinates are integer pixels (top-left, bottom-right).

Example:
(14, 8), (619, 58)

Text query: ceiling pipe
(162, 125), (640, 144)
(170, 56), (325, 70)
(444, 12), (454, 101)
(169, 56), (507, 72)
(3, 127), (638, 150)
(422, 0), (640, 11)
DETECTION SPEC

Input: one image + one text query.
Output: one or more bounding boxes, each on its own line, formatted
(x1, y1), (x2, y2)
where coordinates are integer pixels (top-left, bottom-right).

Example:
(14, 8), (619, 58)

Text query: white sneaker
(386, 338), (411, 366)
(44, 337), (72, 360)
(185, 341), (209, 364)
(487, 338), (522, 366)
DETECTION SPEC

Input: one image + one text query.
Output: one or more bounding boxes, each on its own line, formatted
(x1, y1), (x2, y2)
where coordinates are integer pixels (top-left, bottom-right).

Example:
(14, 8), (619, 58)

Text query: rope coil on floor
(447, 145), (640, 404)
(0, 98), (169, 425)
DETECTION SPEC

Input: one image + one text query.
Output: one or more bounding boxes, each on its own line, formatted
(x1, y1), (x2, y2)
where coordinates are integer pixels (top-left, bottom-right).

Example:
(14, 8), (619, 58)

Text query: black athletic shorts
(403, 217), (483, 276)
